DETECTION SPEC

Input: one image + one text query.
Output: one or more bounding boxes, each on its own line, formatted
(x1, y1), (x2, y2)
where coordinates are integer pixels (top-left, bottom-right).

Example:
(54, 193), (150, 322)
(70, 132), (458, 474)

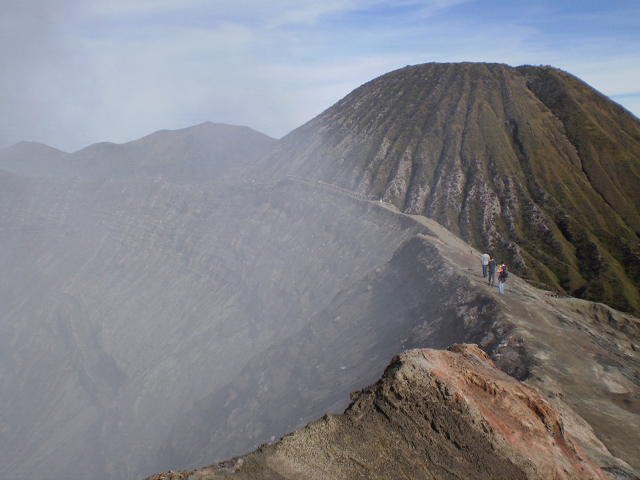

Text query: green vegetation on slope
(259, 62), (640, 313)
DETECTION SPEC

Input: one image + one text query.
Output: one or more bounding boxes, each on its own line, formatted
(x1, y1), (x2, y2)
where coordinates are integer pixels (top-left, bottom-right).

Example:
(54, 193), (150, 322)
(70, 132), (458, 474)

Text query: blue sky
(1, 0), (639, 152)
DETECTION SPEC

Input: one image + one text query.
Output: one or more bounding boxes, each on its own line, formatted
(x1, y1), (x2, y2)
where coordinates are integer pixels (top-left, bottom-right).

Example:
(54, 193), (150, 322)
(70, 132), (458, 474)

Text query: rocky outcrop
(154, 233), (526, 472)
(147, 345), (613, 480)
(255, 62), (640, 313)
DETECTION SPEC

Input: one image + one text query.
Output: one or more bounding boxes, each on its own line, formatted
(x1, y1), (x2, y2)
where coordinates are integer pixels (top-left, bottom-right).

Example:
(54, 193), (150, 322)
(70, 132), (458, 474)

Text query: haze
(1, 0), (639, 153)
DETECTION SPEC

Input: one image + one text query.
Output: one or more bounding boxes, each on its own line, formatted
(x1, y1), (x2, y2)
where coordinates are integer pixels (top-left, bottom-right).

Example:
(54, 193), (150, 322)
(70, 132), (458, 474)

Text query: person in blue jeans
(498, 263), (508, 294)
(481, 252), (490, 277)
(487, 258), (497, 286)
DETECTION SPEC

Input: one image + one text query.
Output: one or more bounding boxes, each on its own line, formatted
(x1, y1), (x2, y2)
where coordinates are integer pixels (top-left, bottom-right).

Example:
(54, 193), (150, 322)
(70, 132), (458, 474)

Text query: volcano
(0, 63), (639, 480)
(257, 62), (640, 314)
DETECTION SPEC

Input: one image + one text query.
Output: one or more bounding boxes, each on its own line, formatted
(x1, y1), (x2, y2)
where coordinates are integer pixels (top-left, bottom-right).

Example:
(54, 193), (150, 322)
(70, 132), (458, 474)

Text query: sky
(1, 0), (639, 152)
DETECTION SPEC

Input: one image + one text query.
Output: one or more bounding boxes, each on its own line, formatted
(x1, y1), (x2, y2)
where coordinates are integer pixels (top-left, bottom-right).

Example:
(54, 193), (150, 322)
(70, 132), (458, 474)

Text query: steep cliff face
(156, 234), (526, 472)
(155, 193), (640, 477)
(256, 63), (640, 313)
(0, 173), (426, 480)
(147, 345), (615, 480)
(2, 166), (639, 480)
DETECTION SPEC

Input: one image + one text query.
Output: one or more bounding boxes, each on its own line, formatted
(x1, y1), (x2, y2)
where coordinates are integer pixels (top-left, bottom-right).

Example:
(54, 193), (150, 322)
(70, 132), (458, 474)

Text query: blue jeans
(488, 272), (495, 286)
(482, 264), (488, 277)
(498, 280), (505, 294)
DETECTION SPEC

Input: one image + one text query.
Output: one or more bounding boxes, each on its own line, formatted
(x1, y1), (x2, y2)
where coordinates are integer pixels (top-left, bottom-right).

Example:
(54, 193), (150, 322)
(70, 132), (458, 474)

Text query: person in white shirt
(481, 252), (490, 278)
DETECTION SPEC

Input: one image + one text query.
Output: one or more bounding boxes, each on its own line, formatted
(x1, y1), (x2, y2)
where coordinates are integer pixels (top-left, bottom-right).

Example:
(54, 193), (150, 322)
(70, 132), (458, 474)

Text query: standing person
(498, 263), (508, 294)
(487, 258), (497, 286)
(481, 252), (490, 278)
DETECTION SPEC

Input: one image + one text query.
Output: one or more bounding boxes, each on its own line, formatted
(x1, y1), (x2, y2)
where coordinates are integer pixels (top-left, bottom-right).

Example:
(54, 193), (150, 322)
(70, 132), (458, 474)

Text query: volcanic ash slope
(156, 193), (640, 476)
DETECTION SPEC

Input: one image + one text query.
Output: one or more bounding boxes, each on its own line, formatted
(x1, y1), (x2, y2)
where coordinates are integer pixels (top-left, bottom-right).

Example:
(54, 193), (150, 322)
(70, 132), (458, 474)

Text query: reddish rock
(149, 344), (611, 480)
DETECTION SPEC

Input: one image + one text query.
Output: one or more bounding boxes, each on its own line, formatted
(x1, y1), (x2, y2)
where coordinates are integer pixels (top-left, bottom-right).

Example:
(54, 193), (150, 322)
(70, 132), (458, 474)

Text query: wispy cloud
(1, 0), (638, 151)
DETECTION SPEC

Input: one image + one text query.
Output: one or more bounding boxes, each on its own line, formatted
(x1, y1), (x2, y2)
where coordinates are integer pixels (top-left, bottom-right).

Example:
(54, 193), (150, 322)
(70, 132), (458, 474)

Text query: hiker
(487, 258), (497, 286)
(498, 263), (508, 294)
(481, 252), (490, 278)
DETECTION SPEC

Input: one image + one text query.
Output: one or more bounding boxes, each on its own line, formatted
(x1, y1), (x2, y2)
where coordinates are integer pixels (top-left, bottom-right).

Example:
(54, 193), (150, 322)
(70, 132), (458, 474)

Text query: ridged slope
(257, 62), (640, 313)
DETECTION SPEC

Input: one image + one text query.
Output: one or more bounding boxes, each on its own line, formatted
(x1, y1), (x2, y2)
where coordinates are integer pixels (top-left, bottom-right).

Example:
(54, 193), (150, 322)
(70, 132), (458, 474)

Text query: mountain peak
(0, 122), (275, 183)
(3, 140), (67, 155)
(255, 62), (640, 313)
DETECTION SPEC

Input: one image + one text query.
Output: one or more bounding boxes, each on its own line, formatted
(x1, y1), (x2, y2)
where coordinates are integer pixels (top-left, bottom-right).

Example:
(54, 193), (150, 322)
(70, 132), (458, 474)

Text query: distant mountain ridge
(0, 122), (275, 182)
(255, 62), (640, 313)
